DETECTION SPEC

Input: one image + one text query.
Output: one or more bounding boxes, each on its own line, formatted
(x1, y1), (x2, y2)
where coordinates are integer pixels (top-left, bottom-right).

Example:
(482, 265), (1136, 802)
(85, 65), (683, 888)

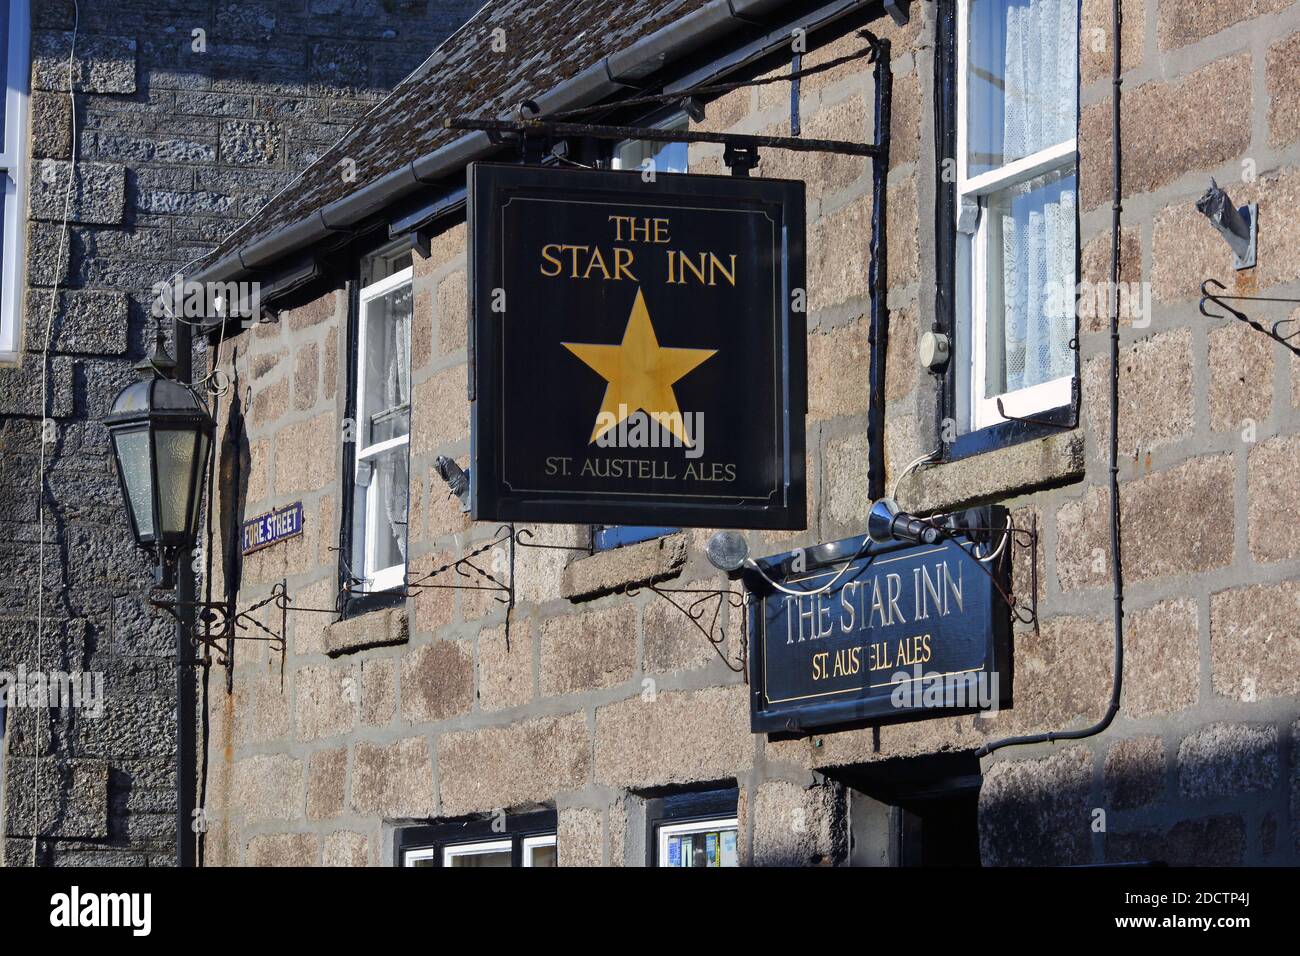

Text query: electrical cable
(31, 0), (79, 865)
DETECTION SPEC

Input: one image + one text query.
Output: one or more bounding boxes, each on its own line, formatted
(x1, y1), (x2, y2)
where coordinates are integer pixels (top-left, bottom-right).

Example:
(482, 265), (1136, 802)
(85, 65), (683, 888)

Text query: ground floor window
(398, 810), (557, 867)
(647, 787), (739, 867)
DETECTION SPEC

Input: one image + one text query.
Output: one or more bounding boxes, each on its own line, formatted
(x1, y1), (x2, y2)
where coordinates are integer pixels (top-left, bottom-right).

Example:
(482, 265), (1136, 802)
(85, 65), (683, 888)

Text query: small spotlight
(1195, 178), (1256, 270)
(706, 530), (749, 572)
(867, 497), (943, 546)
(435, 455), (471, 513)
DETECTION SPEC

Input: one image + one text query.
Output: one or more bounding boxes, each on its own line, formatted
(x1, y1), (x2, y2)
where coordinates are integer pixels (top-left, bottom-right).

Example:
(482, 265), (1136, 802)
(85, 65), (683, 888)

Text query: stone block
(438, 712), (590, 815)
(561, 532), (686, 600)
(594, 685), (751, 790)
(478, 621), (533, 712)
(557, 806), (604, 866)
(360, 657), (396, 725)
(807, 317), (870, 421)
(323, 830), (370, 866)
(1267, 30), (1300, 147)
(351, 737), (434, 818)
(400, 639), (474, 723)
(1178, 723), (1278, 799)
(979, 747), (1093, 866)
(1103, 736), (1165, 811)
(1158, 0), (1288, 51)
(294, 662), (357, 742)
(540, 603), (636, 697)
(306, 747), (347, 821)
(1210, 580), (1300, 701)
(1123, 599), (1199, 717)
(29, 160), (126, 225)
(1247, 434), (1300, 563)
(1119, 456), (1234, 583)
(753, 780), (847, 866)
(1209, 321), (1273, 433)
(1084, 328), (1193, 455)
(231, 753), (302, 824)
(3, 758), (108, 838)
(323, 606), (408, 656)
(246, 832), (318, 867)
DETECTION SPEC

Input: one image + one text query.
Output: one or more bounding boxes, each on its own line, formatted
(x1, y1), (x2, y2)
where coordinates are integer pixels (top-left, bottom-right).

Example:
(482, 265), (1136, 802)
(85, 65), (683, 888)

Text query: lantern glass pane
(188, 433), (210, 538)
(114, 429), (154, 539)
(154, 428), (198, 535)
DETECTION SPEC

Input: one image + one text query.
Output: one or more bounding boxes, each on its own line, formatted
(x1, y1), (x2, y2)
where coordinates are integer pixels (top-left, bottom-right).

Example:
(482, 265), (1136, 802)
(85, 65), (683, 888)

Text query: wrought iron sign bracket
(623, 581), (749, 676)
(444, 117), (880, 160)
(149, 582), (288, 670)
(402, 526), (518, 645)
(1199, 278), (1300, 356)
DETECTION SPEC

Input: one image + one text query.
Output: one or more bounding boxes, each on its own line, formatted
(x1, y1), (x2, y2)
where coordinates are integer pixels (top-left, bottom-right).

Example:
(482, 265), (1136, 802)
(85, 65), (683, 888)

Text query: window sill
(561, 531), (688, 602)
(325, 603), (409, 656)
(904, 427), (1085, 515)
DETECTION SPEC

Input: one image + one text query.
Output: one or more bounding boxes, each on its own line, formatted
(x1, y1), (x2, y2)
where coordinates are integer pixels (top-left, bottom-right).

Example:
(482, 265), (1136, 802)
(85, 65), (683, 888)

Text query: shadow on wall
(977, 733), (1291, 866)
(217, 368), (250, 606)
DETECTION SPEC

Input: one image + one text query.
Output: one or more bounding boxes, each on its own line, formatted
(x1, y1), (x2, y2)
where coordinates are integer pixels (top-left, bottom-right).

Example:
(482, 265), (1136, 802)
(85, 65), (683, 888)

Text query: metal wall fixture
(1199, 279), (1300, 356)
(1196, 179), (1257, 270)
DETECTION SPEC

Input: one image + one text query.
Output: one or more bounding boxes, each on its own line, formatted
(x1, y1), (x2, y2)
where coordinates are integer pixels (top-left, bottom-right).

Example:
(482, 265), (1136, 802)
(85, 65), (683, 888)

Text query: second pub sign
(468, 162), (807, 529)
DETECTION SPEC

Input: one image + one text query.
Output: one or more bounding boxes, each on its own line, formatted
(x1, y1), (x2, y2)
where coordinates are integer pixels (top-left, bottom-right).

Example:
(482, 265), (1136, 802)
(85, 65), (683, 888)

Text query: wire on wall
(30, 0), (80, 865)
(976, 0), (1125, 758)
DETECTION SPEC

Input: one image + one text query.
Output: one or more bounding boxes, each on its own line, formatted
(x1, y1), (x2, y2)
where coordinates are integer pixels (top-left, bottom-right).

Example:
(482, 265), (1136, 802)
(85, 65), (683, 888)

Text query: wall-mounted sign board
(242, 502), (303, 555)
(746, 515), (1011, 734)
(468, 162), (806, 530)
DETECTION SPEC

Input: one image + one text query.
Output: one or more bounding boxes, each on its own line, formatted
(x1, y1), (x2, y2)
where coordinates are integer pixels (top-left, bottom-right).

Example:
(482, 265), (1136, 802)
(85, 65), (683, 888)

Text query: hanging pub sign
(746, 514), (1011, 734)
(467, 162), (806, 529)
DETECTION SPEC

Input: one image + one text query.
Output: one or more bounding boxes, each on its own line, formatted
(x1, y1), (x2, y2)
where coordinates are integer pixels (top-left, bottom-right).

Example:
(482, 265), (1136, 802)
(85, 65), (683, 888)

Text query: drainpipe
(867, 34), (892, 500)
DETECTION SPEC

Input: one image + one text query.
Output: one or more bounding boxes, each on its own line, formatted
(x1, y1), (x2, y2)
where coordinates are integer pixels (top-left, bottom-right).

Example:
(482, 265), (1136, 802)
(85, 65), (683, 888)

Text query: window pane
(983, 167), (1076, 396)
(362, 443), (409, 577)
(114, 430), (155, 538)
(967, 0), (1078, 175)
(660, 823), (739, 867)
(594, 525), (678, 551)
(361, 280), (412, 447)
(446, 847), (512, 867)
(153, 428), (198, 535)
(526, 843), (557, 867)
(616, 113), (689, 174)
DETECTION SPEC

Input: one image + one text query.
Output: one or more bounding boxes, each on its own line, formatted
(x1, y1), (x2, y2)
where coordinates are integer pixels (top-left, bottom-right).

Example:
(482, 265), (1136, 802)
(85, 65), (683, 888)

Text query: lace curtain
(993, 0), (1077, 393)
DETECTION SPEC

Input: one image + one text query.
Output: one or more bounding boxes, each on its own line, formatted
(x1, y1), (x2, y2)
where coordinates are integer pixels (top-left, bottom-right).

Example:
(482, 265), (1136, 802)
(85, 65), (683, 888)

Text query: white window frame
(956, 0), (1077, 433)
(656, 815), (739, 867)
(402, 846), (436, 867)
(0, 0), (31, 363)
(353, 264), (414, 593)
(442, 838), (512, 867)
(521, 833), (557, 867)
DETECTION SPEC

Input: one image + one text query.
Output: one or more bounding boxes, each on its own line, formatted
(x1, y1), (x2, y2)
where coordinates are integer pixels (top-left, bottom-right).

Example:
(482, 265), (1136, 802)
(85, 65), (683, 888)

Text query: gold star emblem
(562, 288), (716, 446)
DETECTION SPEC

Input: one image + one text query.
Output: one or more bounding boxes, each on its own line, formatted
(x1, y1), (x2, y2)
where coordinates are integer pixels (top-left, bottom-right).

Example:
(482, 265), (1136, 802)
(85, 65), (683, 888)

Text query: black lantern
(105, 331), (214, 580)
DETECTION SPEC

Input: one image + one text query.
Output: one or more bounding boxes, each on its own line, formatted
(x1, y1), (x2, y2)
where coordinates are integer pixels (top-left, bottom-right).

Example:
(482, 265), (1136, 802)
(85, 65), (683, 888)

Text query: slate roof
(208, 0), (719, 266)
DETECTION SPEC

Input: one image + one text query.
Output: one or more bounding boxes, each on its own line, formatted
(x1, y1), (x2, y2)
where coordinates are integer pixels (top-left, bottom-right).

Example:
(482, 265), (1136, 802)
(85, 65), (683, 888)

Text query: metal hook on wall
(1200, 278), (1300, 355)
